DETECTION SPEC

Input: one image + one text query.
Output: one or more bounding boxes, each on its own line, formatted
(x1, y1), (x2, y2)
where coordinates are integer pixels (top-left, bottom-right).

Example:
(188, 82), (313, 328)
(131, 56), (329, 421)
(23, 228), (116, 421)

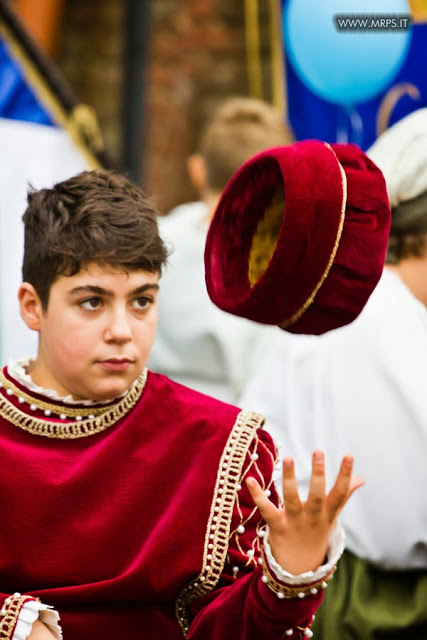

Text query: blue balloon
(284, 0), (412, 105)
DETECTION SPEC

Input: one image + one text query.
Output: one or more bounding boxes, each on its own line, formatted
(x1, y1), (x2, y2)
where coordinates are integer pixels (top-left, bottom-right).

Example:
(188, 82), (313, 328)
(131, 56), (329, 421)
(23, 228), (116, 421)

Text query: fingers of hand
(246, 477), (278, 522)
(281, 457), (303, 516)
(327, 455), (357, 516)
(306, 450), (326, 516)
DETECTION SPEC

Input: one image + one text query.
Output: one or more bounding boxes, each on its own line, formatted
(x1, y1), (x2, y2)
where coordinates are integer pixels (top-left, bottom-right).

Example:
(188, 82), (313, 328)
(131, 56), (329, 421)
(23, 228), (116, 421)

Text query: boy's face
(22, 263), (159, 401)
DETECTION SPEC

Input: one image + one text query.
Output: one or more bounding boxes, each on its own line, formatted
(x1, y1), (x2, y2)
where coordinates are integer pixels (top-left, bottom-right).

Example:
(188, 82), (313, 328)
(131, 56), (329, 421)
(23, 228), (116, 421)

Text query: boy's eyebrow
(68, 283), (160, 297)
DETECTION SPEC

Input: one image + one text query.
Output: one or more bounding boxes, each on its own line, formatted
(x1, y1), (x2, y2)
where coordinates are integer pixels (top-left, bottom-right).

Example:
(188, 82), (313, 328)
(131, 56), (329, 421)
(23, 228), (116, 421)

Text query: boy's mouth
(98, 358), (133, 371)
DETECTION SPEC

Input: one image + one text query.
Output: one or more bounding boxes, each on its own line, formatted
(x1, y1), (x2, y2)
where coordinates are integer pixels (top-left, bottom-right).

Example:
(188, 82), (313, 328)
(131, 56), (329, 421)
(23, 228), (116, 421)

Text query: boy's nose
(104, 309), (133, 343)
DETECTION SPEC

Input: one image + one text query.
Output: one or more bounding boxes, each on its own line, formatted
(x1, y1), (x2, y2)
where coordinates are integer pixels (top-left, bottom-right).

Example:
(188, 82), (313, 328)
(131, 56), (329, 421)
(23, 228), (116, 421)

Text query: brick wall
(59, 0), (275, 213)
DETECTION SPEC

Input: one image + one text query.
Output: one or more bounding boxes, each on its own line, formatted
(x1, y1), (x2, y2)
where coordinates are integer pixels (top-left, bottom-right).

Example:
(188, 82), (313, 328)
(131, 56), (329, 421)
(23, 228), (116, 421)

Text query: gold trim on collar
(279, 142), (347, 329)
(0, 369), (147, 439)
(0, 369), (108, 418)
(175, 410), (265, 636)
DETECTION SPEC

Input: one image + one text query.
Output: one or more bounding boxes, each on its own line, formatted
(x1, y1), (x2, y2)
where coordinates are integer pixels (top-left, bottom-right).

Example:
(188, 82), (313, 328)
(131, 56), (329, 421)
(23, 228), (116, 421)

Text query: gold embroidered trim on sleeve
(0, 369), (147, 439)
(175, 410), (265, 637)
(260, 545), (336, 599)
(0, 595), (40, 639)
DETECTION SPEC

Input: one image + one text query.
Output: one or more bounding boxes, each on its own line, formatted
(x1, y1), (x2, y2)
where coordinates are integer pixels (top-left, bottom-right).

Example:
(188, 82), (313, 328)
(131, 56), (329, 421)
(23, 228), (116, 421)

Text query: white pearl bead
(304, 629), (314, 638)
(0, 609), (7, 616)
(232, 566), (239, 574)
(258, 557), (263, 565)
(236, 484), (242, 491)
(18, 397), (24, 404)
(207, 554), (212, 560)
(257, 530), (266, 537)
(208, 544), (213, 549)
(30, 404), (37, 410)
(44, 410), (51, 416)
(251, 453), (259, 461)
(4, 598), (12, 605)
(60, 414), (67, 420)
(205, 565), (211, 571)
(265, 489), (271, 498)
(297, 592), (305, 598)
(261, 575), (268, 584)
(13, 593), (21, 598)
(285, 630), (294, 637)
(89, 415), (95, 420)
(237, 525), (245, 534)
(6, 389), (13, 396)
(311, 587), (318, 594)
(321, 581), (328, 589)
(277, 591), (285, 599)
(75, 415), (83, 421)
(246, 549), (255, 557)
(200, 576), (205, 581)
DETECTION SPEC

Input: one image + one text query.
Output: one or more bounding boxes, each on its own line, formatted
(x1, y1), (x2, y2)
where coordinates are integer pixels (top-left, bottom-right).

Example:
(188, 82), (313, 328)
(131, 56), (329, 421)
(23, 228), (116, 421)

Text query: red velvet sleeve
(187, 428), (324, 640)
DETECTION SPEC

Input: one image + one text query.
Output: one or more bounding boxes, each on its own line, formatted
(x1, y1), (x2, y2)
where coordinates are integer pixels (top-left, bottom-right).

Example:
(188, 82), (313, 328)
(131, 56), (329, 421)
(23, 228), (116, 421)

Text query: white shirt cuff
(12, 600), (62, 640)
(263, 520), (345, 585)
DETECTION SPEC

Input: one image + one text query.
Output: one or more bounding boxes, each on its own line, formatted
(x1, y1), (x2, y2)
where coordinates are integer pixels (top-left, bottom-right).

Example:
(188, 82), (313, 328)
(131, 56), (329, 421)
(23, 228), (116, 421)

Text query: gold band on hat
(278, 143), (347, 330)
(247, 144), (346, 329)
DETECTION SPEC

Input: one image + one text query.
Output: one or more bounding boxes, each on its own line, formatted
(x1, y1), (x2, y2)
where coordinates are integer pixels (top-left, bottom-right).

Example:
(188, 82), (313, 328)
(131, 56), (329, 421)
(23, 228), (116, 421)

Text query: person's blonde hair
(199, 96), (293, 191)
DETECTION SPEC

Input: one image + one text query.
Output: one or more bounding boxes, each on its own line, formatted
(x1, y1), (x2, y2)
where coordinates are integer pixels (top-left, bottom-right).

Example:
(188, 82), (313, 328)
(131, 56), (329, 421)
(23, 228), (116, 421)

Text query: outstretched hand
(246, 450), (363, 575)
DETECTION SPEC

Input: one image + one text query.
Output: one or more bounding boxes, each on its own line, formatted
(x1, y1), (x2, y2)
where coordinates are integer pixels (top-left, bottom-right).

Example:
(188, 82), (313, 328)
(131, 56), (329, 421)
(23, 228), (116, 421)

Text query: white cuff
(263, 520), (345, 585)
(12, 600), (62, 640)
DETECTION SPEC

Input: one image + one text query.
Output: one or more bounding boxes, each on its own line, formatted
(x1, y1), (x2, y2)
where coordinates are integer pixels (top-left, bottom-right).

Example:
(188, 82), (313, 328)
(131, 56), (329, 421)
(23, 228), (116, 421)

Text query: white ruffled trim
(12, 600), (62, 640)
(263, 520), (345, 585)
(8, 358), (128, 405)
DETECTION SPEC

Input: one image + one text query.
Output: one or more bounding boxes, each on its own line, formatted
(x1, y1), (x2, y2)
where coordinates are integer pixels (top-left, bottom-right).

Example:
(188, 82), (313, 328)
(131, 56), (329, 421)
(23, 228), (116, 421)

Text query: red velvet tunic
(0, 367), (322, 639)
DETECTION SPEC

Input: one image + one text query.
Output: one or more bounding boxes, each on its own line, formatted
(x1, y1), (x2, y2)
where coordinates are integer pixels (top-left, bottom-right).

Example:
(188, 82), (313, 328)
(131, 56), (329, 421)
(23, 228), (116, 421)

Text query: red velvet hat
(204, 140), (391, 334)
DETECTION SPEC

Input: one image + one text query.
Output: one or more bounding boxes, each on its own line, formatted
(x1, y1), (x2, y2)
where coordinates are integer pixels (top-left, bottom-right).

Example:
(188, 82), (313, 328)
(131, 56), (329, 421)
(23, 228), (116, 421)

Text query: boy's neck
(202, 190), (222, 222)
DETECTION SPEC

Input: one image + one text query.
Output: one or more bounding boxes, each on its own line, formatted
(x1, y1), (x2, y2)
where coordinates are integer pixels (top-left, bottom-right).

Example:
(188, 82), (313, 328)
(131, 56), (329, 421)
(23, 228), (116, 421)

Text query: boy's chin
(89, 381), (133, 402)
(73, 376), (137, 403)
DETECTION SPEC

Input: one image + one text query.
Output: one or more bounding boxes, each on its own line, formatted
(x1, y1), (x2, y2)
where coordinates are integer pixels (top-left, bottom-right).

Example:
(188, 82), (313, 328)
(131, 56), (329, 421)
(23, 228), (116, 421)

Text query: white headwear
(367, 108), (427, 208)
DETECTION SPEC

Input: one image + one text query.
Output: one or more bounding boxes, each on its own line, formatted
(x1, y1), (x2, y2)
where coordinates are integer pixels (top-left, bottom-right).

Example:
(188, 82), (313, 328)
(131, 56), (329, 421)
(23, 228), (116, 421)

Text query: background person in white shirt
(149, 97), (293, 402)
(239, 109), (427, 639)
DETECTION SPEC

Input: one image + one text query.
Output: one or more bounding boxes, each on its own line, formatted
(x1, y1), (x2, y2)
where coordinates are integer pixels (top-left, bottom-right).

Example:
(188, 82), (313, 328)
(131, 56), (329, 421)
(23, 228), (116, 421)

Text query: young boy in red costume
(0, 168), (362, 640)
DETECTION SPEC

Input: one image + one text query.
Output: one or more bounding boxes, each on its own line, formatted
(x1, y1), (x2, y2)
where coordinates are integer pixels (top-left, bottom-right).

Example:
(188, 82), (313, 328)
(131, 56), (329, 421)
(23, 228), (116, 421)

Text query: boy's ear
(187, 153), (207, 194)
(18, 283), (43, 331)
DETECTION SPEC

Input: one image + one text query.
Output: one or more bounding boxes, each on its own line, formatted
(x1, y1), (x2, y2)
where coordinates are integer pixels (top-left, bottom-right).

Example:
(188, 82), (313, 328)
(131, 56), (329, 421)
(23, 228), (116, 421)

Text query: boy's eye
(132, 297), (152, 309)
(80, 297), (102, 310)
